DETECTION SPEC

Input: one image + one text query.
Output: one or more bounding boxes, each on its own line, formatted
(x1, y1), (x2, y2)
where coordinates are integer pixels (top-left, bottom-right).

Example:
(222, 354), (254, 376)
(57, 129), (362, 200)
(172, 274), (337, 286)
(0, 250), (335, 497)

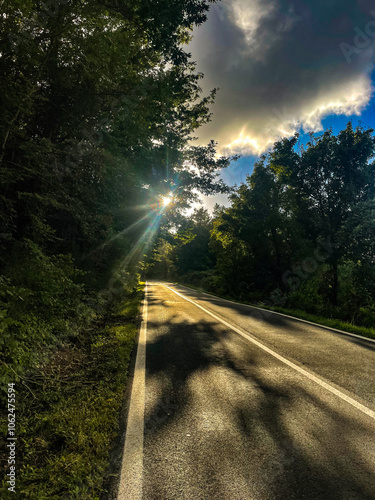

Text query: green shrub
(0, 284), (144, 499)
(0, 242), (85, 390)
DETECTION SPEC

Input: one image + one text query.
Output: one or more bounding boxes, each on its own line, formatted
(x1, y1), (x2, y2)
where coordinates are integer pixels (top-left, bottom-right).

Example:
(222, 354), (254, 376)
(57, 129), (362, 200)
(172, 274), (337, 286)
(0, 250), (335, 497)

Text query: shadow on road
(130, 284), (375, 500)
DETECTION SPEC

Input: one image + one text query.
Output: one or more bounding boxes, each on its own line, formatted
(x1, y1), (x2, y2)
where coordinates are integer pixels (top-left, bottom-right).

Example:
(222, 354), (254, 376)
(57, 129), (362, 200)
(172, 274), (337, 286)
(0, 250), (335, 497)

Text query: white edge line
(173, 283), (375, 345)
(117, 282), (148, 500)
(164, 284), (375, 422)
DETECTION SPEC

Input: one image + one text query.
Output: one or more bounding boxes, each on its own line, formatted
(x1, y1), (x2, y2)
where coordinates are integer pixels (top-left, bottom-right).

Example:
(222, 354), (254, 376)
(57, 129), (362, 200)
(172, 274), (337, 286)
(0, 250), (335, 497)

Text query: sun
(162, 196), (172, 207)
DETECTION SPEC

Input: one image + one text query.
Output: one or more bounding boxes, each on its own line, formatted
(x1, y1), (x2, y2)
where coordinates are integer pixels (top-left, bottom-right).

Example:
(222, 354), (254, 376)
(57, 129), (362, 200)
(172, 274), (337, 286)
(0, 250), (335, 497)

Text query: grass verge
(0, 283), (144, 499)
(259, 305), (375, 340)
(177, 282), (375, 341)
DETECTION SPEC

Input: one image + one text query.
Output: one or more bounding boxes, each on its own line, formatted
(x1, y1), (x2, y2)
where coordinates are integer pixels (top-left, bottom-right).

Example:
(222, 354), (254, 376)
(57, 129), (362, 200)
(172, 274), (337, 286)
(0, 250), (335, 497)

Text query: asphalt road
(119, 282), (375, 500)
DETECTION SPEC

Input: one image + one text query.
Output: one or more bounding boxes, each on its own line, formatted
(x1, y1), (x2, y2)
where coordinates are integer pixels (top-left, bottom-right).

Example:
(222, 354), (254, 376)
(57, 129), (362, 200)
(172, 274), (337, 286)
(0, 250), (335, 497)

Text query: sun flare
(162, 196), (172, 207)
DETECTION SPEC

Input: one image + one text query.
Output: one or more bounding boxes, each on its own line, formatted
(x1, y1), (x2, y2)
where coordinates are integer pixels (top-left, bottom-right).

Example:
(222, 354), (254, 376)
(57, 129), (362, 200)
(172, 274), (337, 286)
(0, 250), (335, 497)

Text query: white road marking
(175, 283), (375, 344)
(164, 284), (375, 421)
(117, 283), (148, 500)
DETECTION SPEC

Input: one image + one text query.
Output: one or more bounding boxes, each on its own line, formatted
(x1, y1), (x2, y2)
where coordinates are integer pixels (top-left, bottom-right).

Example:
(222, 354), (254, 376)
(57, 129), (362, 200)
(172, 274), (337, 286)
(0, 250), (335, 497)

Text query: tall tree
(271, 124), (375, 305)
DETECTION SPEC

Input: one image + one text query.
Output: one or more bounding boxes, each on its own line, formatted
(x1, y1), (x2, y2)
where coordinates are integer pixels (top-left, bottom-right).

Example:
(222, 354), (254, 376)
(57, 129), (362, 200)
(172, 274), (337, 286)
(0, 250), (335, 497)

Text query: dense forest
(0, 0), (234, 386)
(147, 124), (375, 329)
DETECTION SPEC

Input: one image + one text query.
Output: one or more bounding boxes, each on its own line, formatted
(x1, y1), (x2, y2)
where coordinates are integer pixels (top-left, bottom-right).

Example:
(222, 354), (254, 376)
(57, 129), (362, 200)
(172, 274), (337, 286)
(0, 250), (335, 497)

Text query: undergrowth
(0, 283), (144, 499)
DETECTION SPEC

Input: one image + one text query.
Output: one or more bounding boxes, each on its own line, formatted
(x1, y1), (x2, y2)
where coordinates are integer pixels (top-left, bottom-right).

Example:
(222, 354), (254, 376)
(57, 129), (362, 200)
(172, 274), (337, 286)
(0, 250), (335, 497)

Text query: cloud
(188, 0), (375, 155)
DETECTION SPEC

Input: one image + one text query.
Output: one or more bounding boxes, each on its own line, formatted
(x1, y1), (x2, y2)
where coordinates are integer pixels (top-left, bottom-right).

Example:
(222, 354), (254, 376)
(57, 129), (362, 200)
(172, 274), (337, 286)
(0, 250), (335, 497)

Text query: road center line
(164, 284), (375, 422)
(117, 282), (148, 500)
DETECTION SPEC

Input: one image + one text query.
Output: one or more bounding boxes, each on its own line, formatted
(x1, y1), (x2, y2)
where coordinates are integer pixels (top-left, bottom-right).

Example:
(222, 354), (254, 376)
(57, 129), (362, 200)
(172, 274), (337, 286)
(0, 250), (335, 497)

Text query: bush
(286, 272), (326, 316)
(355, 306), (375, 329)
(181, 270), (225, 295)
(0, 241), (85, 391)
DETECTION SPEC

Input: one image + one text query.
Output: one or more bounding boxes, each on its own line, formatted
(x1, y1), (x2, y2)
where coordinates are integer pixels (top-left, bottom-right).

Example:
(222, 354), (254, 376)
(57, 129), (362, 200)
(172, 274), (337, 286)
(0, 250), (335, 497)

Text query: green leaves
(158, 123), (375, 322)
(0, 0), (228, 390)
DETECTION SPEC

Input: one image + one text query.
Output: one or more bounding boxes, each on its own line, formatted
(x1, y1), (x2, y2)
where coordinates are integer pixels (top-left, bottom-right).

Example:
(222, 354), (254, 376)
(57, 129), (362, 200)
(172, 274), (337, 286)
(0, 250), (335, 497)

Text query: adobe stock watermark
(6, 383), (17, 494)
(340, 10), (375, 68)
(280, 236), (336, 295)
(247, 235), (337, 324)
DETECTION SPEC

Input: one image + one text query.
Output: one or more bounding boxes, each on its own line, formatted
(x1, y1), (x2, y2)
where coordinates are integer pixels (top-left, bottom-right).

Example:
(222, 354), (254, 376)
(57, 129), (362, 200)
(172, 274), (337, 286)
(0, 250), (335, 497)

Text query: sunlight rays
(120, 205), (166, 269)
(162, 196), (172, 207)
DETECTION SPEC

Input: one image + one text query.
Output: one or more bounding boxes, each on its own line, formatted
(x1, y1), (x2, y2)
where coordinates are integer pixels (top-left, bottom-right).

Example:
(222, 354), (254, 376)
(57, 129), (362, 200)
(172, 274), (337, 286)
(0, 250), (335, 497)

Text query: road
(118, 282), (375, 500)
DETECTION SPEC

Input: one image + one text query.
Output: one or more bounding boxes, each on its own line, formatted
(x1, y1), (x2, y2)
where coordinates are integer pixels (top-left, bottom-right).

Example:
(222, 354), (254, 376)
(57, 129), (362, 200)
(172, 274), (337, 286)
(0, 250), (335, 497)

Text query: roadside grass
(0, 283), (144, 500)
(259, 305), (375, 341)
(177, 282), (375, 341)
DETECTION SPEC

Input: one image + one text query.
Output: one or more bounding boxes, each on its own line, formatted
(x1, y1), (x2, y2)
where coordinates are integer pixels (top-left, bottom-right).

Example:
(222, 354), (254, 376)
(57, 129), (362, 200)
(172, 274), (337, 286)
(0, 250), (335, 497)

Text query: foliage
(151, 123), (375, 331)
(0, 284), (144, 499)
(0, 0), (232, 382)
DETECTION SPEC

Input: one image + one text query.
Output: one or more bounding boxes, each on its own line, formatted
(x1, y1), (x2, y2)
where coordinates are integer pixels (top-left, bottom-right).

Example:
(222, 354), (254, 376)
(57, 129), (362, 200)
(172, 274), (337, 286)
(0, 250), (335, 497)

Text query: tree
(272, 124), (375, 305)
(174, 207), (215, 276)
(0, 0), (234, 383)
(166, 123), (375, 321)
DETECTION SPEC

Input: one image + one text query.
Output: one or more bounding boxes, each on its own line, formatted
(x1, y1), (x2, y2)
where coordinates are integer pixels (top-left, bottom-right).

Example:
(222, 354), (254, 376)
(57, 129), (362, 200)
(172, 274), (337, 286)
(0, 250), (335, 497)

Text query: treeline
(0, 0), (231, 387)
(147, 124), (375, 328)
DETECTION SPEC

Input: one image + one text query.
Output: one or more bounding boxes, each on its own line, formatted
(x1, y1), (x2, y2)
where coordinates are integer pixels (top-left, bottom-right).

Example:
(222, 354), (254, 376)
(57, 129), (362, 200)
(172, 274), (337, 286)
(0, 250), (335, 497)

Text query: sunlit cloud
(230, 0), (277, 49)
(222, 75), (373, 155)
(300, 78), (373, 131)
(189, 0), (375, 156)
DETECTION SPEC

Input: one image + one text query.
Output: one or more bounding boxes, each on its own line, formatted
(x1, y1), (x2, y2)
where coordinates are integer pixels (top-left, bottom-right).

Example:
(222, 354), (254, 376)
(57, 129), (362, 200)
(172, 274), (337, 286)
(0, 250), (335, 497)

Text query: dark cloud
(189, 0), (375, 154)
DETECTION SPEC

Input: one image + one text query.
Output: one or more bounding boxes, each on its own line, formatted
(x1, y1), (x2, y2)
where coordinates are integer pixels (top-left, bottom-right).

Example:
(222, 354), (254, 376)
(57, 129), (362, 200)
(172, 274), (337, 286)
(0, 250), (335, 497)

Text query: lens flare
(163, 196), (172, 207)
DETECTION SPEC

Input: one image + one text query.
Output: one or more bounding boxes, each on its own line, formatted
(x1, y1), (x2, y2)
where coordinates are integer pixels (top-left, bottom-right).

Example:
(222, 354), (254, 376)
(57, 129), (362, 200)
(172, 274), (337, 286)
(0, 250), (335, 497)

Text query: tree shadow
(173, 284), (375, 352)
(139, 284), (375, 499)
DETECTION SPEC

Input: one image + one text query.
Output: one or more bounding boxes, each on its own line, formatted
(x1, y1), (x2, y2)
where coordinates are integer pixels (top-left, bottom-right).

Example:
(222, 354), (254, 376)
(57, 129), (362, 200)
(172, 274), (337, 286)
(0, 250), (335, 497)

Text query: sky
(188, 0), (375, 211)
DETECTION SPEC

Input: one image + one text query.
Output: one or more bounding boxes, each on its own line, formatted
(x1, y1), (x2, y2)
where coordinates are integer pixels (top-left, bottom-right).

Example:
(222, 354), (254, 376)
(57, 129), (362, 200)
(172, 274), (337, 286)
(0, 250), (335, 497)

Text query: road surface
(118, 282), (375, 500)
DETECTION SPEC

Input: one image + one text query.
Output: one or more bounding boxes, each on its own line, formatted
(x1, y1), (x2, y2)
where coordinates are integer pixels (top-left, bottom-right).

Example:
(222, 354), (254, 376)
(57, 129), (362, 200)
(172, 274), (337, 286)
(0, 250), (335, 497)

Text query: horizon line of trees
(146, 123), (375, 328)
